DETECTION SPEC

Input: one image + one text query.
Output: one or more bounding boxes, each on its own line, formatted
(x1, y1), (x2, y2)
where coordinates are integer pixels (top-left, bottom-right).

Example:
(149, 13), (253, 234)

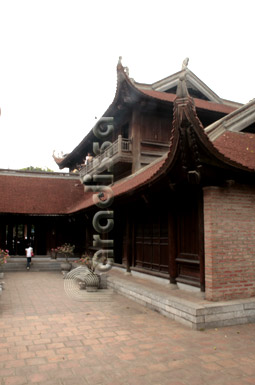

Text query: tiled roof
(56, 68), (238, 170)
(67, 157), (166, 213)
(0, 128), (254, 217)
(0, 159), (166, 216)
(0, 173), (84, 215)
(140, 89), (237, 115)
(2, 63), (254, 217)
(213, 132), (255, 170)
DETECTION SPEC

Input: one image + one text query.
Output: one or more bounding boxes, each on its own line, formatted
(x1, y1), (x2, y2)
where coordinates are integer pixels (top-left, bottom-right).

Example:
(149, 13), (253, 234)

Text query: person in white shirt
(85, 153), (93, 165)
(25, 244), (33, 270)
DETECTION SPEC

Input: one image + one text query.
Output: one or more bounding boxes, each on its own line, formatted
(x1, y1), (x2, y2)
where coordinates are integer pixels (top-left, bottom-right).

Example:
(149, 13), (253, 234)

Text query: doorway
(5, 223), (35, 255)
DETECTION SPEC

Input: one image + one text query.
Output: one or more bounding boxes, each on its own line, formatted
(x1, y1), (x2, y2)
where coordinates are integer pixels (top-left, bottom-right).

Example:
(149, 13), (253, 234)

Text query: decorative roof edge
(205, 98), (255, 141)
(0, 168), (77, 179)
(54, 59), (251, 172)
(133, 66), (243, 108)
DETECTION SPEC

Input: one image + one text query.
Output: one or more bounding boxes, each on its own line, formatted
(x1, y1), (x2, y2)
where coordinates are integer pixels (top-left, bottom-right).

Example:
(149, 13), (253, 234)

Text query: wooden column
(131, 108), (141, 173)
(198, 192), (205, 292)
(122, 209), (132, 271)
(0, 223), (6, 249)
(118, 135), (122, 155)
(168, 204), (177, 283)
(85, 216), (90, 252)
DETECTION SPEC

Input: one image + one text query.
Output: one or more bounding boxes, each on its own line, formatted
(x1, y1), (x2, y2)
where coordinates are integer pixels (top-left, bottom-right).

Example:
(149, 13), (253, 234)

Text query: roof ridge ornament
(117, 56), (124, 72)
(118, 56), (122, 66)
(117, 56), (129, 76)
(124, 66), (129, 76)
(182, 57), (189, 70)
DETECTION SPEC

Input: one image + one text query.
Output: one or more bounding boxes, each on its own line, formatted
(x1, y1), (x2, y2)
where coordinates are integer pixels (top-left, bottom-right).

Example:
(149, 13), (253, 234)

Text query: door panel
(134, 205), (169, 273)
(175, 188), (204, 289)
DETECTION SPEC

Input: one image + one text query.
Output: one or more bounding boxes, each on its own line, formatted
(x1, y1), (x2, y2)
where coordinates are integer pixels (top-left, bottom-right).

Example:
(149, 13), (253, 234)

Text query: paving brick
(117, 353), (136, 360)
(3, 376), (27, 385)
(8, 346), (27, 354)
(218, 359), (239, 368)
(201, 362), (223, 371)
(81, 338), (100, 346)
(48, 368), (76, 380)
(55, 347), (75, 355)
(47, 355), (69, 362)
(149, 363), (169, 372)
(46, 342), (65, 349)
(14, 339), (34, 347)
(6, 336), (23, 343)
(0, 354), (15, 362)
(64, 340), (83, 347)
(38, 380), (62, 385)
(27, 372), (49, 383)
(2, 271), (255, 385)
(61, 378), (87, 385)
(14, 365), (38, 377)
(38, 362), (59, 372)
(28, 344), (47, 351)
(35, 349), (56, 357)
(4, 360), (26, 369)
(26, 357), (47, 366)
(115, 335), (130, 342)
(33, 338), (52, 345)
(51, 337), (69, 343)
(17, 351), (36, 359)
(0, 368), (16, 377)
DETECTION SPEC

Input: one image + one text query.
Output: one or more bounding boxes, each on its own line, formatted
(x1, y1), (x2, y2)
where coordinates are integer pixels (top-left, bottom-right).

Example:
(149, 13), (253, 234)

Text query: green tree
(19, 166), (55, 172)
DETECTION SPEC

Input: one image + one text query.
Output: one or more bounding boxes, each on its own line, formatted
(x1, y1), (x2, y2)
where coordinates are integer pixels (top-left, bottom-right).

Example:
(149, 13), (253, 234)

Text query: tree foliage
(19, 166), (54, 172)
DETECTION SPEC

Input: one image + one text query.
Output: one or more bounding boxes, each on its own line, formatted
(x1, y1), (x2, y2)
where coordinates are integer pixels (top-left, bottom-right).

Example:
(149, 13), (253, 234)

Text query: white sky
(0, 0), (254, 172)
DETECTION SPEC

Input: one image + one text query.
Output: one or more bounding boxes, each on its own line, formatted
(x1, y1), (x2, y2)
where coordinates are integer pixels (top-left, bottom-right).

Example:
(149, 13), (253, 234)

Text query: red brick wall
(204, 184), (255, 301)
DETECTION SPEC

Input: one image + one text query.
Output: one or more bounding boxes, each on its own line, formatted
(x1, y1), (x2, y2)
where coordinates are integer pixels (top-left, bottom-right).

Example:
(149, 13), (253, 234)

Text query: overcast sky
(0, 0), (254, 171)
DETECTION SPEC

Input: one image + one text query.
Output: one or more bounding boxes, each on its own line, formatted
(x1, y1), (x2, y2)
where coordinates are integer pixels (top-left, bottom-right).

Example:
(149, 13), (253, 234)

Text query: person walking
(25, 244), (33, 270)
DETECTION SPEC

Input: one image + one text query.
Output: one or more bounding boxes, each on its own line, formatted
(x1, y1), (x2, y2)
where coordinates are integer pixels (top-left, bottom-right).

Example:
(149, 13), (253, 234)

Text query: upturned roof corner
(117, 56), (130, 81)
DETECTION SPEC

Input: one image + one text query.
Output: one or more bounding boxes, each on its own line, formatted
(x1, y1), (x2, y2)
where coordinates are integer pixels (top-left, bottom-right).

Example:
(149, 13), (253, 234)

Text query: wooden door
(175, 188), (204, 290)
(134, 205), (169, 273)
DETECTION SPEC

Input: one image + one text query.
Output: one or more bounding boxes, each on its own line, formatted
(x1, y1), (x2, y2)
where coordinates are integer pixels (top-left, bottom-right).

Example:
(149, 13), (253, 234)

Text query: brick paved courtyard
(1, 272), (255, 385)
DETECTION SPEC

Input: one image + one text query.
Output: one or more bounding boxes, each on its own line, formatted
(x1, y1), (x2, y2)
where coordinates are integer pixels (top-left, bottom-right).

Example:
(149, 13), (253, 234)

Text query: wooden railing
(79, 135), (132, 177)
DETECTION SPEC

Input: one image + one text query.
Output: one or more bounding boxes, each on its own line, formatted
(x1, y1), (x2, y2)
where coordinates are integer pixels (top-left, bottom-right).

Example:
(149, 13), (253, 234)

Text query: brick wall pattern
(204, 185), (255, 301)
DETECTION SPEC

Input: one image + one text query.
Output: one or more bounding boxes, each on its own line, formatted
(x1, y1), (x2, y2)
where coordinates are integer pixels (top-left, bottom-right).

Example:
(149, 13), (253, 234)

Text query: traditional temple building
(54, 58), (255, 302)
(0, 59), (254, 304)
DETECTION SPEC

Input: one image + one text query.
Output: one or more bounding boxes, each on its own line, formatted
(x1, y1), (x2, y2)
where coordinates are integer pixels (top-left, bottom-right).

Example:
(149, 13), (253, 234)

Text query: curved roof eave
(66, 93), (255, 215)
(56, 61), (245, 171)
(55, 63), (172, 169)
(56, 61), (134, 169)
(113, 92), (255, 194)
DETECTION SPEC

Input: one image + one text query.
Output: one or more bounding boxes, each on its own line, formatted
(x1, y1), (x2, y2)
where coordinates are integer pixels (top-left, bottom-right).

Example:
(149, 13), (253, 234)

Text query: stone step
(107, 268), (255, 330)
(1, 263), (61, 272)
(1, 257), (77, 272)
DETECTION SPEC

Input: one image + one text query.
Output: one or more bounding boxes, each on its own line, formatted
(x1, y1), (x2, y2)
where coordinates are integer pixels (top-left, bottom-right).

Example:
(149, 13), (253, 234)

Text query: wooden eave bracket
(171, 93), (252, 183)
